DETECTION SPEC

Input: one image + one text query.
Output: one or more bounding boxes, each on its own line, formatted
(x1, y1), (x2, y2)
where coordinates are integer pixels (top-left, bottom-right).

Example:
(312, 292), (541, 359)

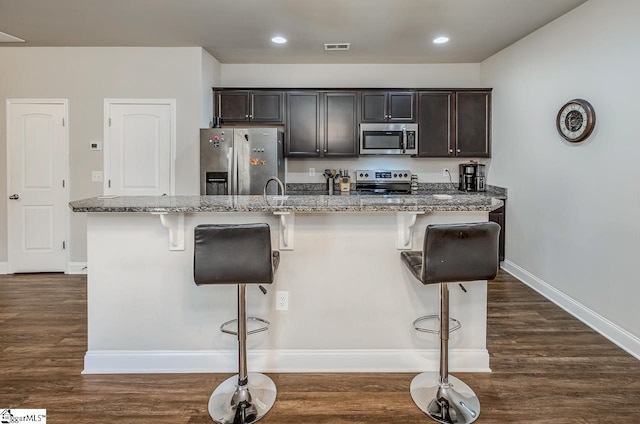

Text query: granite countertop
(69, 190), (504, 213)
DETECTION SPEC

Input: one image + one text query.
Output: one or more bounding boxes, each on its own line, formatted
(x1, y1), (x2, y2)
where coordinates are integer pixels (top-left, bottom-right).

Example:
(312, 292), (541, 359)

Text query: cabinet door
(250, 91), (284, 122)
(286, 92), (320, 157)
(361, 92), (387, 122)
(216, 91), (249, 121)
(417, 91), (454, 157)
(324, 92), (358, 157)
(456, 91), (491, 157)
(489, 203), (505, 261)
(388, 91), (415, 122)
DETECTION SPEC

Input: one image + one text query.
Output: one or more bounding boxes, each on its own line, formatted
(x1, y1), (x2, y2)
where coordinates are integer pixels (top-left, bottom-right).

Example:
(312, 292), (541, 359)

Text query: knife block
(340, 177), (351, 192)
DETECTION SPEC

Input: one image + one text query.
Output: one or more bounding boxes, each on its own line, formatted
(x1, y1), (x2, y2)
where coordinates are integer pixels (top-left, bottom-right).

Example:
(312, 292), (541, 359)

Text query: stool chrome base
(208, 372), (277, 424)
(410, 372), (480, 424)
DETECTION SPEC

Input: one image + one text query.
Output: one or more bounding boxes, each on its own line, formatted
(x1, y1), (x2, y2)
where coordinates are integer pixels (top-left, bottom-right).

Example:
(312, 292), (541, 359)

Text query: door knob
(9, 194), (19, 200)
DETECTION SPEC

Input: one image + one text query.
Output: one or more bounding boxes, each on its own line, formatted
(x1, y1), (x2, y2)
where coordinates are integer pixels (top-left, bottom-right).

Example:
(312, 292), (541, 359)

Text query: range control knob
(393, 173), (398, 178)
(359, 173), (363, 177)
(365, 173), (369, 178)
(404, 173), (408, 177)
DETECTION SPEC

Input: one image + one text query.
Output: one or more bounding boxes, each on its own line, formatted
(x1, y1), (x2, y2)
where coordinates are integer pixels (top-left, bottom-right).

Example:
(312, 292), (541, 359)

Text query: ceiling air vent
(324, 43), (351, 51)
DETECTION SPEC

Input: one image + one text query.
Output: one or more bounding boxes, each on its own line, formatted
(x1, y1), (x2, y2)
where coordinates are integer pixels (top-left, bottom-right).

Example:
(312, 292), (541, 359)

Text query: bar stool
(401, 222), (500, 424)
(194, 223), (279, 424)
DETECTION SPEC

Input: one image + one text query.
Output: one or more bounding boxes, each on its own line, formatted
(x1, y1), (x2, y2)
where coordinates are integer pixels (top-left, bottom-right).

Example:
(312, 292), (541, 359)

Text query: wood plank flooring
(1, 271), (639, 423)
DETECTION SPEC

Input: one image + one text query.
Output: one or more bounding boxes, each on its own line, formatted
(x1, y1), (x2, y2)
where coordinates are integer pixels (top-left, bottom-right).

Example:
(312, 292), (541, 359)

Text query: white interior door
(104, 100), (175, 196)
(7, 100), (68, 273)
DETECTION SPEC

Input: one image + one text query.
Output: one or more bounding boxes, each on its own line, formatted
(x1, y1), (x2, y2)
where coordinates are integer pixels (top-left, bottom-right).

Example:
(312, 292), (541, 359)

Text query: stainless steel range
(355, 169), (412, 194)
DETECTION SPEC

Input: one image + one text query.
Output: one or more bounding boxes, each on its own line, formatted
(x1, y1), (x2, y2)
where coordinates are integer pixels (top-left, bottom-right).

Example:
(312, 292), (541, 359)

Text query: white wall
(0, 47), (206, 263)
(221, 63), (485, 184)
(201, 50), (221, 127)
(221, 63), (481, 88)
(481, 0), (640, 344)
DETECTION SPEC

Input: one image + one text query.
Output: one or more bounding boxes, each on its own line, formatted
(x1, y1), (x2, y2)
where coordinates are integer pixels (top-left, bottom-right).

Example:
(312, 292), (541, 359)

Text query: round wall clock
(556, 99), (596, 143)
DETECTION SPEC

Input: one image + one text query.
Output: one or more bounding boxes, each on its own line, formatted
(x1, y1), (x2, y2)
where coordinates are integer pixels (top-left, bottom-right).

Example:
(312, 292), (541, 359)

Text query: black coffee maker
(459, 162), (486, 192)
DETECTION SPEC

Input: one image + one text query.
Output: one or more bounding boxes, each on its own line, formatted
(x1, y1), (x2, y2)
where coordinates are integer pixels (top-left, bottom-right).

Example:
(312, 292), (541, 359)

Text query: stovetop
(355, 169), (413, 194)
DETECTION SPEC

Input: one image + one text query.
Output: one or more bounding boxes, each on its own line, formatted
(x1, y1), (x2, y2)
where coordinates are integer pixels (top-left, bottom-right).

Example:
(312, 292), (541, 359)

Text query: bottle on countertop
(410, 174), (418, 195)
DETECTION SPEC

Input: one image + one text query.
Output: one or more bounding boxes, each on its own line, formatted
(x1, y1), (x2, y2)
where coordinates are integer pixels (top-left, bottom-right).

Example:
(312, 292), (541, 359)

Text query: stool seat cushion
(401, 251), (423, 282)
(401, 222), (500, 285)
(194, 223), (278, 285)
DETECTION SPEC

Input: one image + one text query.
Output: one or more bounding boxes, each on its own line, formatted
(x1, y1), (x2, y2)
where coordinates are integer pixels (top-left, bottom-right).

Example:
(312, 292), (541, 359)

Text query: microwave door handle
(402, 128), (407, 153)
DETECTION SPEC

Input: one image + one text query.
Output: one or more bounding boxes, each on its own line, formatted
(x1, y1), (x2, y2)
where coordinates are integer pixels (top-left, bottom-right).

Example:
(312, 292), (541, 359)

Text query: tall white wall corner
(502, 260), (640, 361)
(0, 262), (8, 274)
(67, 262), (88, 274)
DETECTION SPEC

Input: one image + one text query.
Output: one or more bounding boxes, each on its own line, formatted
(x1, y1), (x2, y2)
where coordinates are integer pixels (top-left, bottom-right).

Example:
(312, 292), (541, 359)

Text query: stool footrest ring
(220, 317), (270, 336)
(413, 314), (461, 334)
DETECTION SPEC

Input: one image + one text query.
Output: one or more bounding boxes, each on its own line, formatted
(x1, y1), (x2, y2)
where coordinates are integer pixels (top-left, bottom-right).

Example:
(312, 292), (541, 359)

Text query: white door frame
(103, 99), (177, 196)
(6, 98), (70, 274)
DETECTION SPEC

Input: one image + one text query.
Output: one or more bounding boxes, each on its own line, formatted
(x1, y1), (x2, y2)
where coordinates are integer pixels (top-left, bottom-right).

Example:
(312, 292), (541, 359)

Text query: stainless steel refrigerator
(200, 128), (285, 195)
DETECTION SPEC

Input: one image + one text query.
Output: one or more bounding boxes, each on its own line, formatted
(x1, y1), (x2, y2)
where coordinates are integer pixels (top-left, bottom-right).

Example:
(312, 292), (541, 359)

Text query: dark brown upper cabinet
(361, 91), (415, 123)
(416, 91), (454, 157)
(286, 91), (320, 156)
(323, 92), (358, 157)
(417, 90), (491, 158)
(286, 91), (358, 158)
(215, 90), (284, 123)
(455, 91), (491, 158)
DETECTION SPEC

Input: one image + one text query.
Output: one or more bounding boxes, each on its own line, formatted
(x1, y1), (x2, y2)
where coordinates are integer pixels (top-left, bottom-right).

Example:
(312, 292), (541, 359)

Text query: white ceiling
(0, 0), (587, 64)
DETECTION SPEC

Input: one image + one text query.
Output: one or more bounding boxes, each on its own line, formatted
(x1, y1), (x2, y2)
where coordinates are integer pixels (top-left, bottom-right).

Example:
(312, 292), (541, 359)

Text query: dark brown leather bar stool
(194, 223), (280, 424)
(401, 222), (500, 424)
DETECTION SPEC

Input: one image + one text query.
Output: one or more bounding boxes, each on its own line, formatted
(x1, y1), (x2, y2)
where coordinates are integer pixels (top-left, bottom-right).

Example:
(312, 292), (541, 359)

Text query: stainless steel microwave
(359, 123), (418, 155)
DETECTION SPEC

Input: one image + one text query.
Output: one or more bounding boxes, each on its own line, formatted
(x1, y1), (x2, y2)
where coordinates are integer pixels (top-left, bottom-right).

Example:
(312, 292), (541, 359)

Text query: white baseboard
(83, 348), (490, 374)
(0, 262), (7, 274)
(502, 260), (640, 361)
(67, 262), (88, 274)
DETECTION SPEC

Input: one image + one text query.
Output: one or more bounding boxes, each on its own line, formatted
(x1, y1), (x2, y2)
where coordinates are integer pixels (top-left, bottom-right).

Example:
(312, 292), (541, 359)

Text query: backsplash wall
(286, 157), (491, 186)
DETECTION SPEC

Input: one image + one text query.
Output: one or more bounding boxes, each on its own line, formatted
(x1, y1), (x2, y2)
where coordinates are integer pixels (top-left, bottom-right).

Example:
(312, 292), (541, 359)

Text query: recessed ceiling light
(433, 36), (450, 45)
(271, 36), (287, 44)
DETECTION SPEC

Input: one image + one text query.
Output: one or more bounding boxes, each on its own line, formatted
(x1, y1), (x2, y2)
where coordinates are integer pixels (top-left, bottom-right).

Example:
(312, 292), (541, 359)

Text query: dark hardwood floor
(1, 271), (639, 423)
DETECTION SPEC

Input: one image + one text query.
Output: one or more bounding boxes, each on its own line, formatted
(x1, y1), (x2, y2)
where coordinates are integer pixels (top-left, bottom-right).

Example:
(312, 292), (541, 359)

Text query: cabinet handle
(245, 114), (249, 118)
(316, 148), (320, 153)
(457, 149), (461, 153)
(324, 149), (327, 153)
(249, 115), (253, 118)
(449, 149), (453, 153)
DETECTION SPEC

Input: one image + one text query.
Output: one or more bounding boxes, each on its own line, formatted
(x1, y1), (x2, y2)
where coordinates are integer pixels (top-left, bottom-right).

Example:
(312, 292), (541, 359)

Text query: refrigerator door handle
(227, 146), (235, 195)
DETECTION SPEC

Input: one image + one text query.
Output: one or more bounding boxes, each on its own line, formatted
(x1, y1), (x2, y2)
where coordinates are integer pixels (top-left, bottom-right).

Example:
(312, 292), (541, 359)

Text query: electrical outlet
(276, 291), (289, 311)
(309, 168), (315, 177)
(443, 168), (450, 177)
(91, 171), (103, 182)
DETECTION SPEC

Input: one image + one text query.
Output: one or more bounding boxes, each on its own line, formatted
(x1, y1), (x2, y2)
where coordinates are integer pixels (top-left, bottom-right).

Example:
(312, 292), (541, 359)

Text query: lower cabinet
(489, 201), (506, 261)
(286, 91), (358, 157)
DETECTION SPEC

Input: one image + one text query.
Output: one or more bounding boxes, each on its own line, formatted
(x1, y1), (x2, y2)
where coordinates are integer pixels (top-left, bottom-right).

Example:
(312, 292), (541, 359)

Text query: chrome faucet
(263, 176), (285, 198)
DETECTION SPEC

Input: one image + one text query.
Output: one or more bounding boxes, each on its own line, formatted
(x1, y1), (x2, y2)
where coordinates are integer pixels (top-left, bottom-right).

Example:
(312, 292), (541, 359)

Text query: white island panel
(84, 210), (490, 374)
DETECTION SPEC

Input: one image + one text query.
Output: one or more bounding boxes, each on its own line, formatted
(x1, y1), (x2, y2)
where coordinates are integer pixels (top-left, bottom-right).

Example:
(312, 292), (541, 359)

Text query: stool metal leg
(410, 283), (481, 424)
(208, 284), (277, 424)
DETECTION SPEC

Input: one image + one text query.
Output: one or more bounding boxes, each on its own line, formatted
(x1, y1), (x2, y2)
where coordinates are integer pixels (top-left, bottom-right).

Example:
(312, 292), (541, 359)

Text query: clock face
(556, 99), (596, 142)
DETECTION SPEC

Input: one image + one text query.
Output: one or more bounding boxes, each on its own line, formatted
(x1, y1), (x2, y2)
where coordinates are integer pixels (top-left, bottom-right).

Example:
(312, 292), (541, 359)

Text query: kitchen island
(70, 191), (504, 374)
